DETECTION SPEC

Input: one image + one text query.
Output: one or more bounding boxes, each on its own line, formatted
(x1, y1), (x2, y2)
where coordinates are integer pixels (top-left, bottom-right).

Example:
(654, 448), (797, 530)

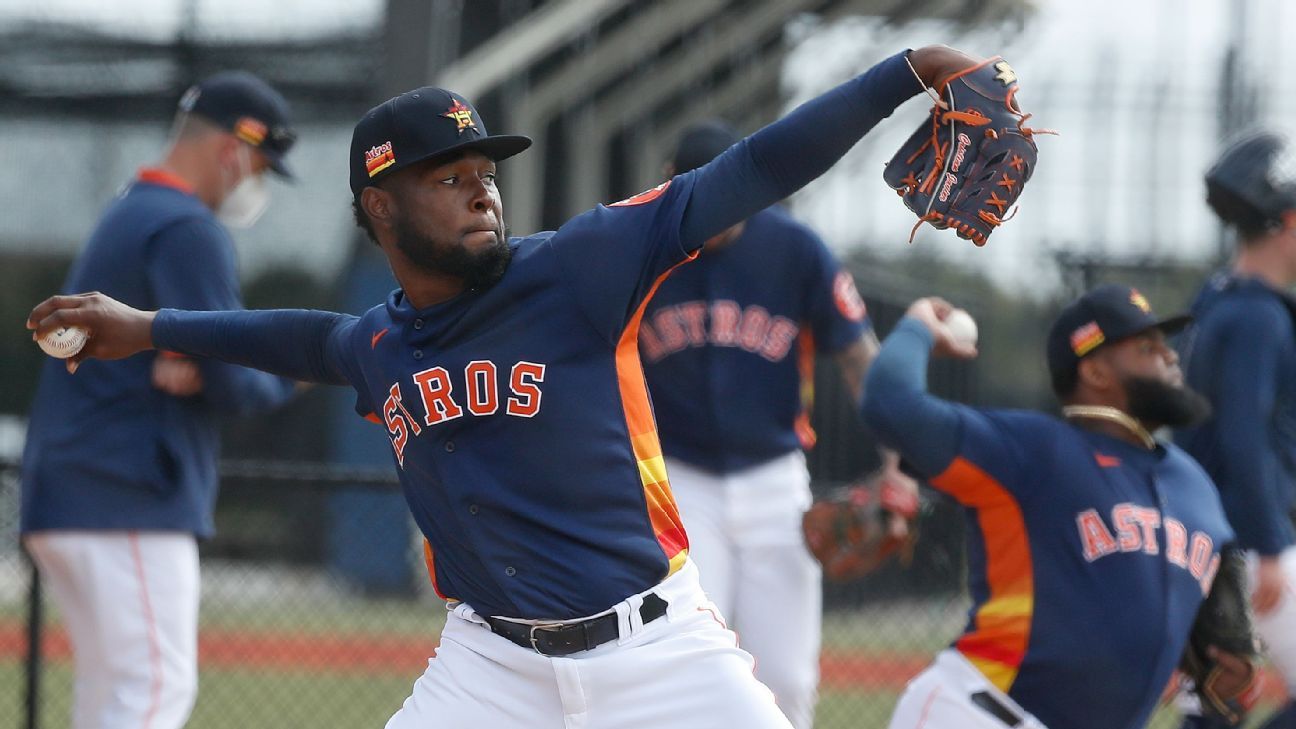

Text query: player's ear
(1280, 209), (1296, 236)
(361, 186), (394, 229)
(1077, 354), (1113, 392)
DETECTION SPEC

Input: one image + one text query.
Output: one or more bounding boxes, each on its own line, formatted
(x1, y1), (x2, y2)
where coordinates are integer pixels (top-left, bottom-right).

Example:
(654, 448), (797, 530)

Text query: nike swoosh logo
(1094, 453), (1122, 468)
(371, 328), (390, 349)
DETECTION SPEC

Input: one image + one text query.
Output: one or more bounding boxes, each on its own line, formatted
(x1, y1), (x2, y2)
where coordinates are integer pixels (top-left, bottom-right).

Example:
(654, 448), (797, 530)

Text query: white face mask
(217, 145), (271, 229)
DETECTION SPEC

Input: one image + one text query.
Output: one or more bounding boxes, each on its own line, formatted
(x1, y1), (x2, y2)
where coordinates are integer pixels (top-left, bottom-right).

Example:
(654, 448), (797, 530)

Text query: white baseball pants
(1249, 547), (1296, 690)
(25, 531), (200, 729)
(385, 559), (792, 729)
(665, 451), (821, 729)
(888, 649), (1049, 729)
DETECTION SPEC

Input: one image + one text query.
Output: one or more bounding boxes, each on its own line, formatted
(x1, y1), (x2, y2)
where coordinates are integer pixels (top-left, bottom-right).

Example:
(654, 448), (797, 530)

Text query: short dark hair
(351, 196), (378, 245)
(1207, 185), (1277, 243)
(1050, 362), (1079, 399)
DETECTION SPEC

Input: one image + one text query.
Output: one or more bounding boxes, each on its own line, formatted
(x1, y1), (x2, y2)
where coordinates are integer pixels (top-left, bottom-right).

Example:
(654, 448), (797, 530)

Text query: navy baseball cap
(179, 71), (296, 178)
(672, 121), (738, 174)
(1046, 284), (1192, 386)
(349, 87), (532, 198)
(1205, 131), (1296, 227)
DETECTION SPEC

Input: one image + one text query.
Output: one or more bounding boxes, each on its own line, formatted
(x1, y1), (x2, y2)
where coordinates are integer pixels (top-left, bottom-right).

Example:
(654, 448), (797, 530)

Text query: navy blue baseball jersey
(863, 319), (1234, 729)
(640, 206), (868, 472)
(150, 50), (921, 620)
(1176, 274), (1296, 556)
(21, 169), (295, 537)
(159, 176), (700, 619)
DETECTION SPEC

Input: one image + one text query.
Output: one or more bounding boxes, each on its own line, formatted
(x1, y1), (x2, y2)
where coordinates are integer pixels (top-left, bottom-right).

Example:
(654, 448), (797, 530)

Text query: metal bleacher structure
(1, 0), (1030, 237)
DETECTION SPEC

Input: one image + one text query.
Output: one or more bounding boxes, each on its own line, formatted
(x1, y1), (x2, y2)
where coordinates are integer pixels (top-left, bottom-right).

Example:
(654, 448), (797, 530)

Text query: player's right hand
(904, 296), (978, 359)
(1252, 555), (1286, 615)
(27, 292), (157, 374)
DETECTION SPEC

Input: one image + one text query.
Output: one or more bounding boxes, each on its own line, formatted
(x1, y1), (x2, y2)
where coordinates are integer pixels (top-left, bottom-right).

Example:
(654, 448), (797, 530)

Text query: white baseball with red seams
(38, 325), (88, 359)
(945, 309), (978, 347)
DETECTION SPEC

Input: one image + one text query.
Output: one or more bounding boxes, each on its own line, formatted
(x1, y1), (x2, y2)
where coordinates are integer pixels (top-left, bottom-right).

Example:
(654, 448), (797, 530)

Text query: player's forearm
(860, 317), (962, 475)
(681, 51), (916, 244)
(153, 309), (355, 386)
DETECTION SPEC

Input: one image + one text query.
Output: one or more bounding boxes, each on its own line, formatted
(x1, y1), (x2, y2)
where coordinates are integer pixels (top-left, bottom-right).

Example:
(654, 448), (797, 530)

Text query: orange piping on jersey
(931, 456), (1033, 693)
(795, 330), (817, 449)
(422, 539), (453, 601)
(615, 251), (699, 576)
(137, 167), (195, 195)
(363, 412), (382, 424)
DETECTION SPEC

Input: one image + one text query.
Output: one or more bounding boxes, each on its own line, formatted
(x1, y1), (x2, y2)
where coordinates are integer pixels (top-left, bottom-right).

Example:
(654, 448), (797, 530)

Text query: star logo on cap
(442, 100), (477, 135)
(1129, 289), (1151, 314)
(993, 61), (1017, 86)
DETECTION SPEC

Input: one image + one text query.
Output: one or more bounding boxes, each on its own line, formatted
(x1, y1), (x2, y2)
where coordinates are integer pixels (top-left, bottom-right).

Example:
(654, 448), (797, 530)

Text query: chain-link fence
(2, 475), (969, 729)
(0, 294), (978, 729)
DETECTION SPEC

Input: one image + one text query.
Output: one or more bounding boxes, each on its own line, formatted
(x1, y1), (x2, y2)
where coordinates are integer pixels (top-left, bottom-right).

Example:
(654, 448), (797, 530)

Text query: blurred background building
(0, 1), (1288, 726)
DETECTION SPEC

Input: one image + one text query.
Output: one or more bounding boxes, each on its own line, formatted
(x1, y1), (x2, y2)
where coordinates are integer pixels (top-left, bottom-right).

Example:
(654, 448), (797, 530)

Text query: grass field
(0, 570), (1277, 728)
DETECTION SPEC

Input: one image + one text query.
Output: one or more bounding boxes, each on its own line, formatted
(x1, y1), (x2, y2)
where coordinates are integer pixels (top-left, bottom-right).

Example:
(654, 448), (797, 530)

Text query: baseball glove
(883, 56), (1050, 247)
(1179, 548), (1262, 725)
(802, 472), (921, 582)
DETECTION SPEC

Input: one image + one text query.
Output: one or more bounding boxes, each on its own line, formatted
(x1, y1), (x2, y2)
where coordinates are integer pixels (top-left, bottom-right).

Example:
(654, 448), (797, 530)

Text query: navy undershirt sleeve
(152, 309), (360, 387)
(1207, 303), (1293, 555)
(860, 317), (964, 476)
(680, 51), (917, 248)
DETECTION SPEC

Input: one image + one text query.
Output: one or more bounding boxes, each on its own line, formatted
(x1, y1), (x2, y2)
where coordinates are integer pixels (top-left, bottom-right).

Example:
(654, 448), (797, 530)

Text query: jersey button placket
(414, 318), (424, 330)
(468, 504), (479, 515)
(444, 441), (455, 453)
(413, 349), (424, 360)
(504, 566), (516, 577)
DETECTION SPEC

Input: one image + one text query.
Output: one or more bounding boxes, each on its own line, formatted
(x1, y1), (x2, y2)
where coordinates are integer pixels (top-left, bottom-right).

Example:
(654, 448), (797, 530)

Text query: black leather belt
(971, 690), (1022, 727)
(484, 592), (669, 657)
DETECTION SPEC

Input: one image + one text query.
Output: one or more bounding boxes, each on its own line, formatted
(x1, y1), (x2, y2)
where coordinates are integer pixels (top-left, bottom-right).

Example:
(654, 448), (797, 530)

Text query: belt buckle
(528, 622), (566, 655)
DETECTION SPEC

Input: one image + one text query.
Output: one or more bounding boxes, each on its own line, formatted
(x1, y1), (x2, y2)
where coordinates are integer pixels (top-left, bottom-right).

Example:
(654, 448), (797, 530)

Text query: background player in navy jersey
(864, 285), (1250, 729)
(1176, 132), (1296, 729)
(19, 72), (298, 729)
(29, 45), (983, 728)
(639, 121), (917, 729)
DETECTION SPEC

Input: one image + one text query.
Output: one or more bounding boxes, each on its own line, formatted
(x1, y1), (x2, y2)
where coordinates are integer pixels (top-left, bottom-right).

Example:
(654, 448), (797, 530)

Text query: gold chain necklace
(1061, 405), (1156, 450)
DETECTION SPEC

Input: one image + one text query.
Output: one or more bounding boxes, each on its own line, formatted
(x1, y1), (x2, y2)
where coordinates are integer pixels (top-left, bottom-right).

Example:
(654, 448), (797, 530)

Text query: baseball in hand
(38, 325), (88, 359)
(944, 309), (978, 347)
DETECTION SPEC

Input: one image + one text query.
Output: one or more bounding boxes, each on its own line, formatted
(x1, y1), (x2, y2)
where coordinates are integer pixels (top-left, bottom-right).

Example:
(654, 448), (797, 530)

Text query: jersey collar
(136, 167), (196, 195)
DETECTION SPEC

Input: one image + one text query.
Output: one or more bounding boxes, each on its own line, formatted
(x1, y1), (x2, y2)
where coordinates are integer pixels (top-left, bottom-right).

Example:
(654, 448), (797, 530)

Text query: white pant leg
(665, 458), (736, 617)
(728, 452), (821, 729)
(386, 561), (791, 729)
(888, 650), (1049, 729)
(26, 531), (199, 729)
(385, 605), (567, 729)
(1248, 547), (1296, 691)
(576, 569), (792, 729)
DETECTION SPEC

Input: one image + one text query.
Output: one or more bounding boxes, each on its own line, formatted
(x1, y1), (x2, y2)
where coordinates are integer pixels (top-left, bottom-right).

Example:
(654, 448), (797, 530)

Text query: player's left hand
(879, 463), (919, 540)
(152, 355), (204, 397)
(27, 292), (157, 373)
(907, 45), (983, 89)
